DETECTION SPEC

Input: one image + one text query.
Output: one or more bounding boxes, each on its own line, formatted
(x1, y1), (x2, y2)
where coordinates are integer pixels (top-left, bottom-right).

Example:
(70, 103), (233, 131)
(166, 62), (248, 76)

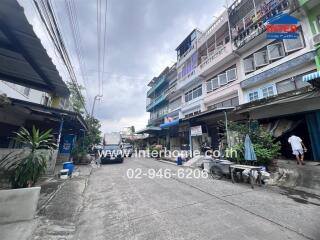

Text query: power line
(96, 0), (108, 97)
(33, 0), (89, 115)
(101, 0), (108, 97)
(64, 0), (92, 106)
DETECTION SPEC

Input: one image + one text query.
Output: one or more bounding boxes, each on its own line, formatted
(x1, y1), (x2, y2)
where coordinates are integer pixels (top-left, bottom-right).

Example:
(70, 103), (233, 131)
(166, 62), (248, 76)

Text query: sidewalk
(161, 156), (320, 196)
(276, 159), (320, 195)
(0, 165), (92, 240)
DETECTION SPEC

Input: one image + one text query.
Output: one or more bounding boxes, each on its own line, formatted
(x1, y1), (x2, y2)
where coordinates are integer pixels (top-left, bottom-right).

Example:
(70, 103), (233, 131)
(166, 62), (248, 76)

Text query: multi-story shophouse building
(174, 29), (206, 151)
(145, 67), (172, 146)
(175, 29), (204, 119)
(195, 10), (244, 150)
(229, 0), (320, 160)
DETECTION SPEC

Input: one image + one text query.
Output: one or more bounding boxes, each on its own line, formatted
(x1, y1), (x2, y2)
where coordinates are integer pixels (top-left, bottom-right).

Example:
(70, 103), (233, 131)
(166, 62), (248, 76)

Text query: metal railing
(147, 75), (166, 96)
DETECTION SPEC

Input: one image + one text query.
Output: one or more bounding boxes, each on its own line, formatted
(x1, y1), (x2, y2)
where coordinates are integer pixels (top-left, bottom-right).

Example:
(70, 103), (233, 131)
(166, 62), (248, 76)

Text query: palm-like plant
(12, 126), (57, 188)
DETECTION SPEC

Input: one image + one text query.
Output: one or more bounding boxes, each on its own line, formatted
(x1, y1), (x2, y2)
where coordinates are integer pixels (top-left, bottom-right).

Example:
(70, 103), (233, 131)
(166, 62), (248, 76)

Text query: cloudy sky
(20, 0), (225, 133)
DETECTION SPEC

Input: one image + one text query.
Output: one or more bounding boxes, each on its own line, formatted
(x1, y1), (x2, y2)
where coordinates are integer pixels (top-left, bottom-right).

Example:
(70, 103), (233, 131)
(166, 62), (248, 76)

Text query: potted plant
(0, 126), (56, 223)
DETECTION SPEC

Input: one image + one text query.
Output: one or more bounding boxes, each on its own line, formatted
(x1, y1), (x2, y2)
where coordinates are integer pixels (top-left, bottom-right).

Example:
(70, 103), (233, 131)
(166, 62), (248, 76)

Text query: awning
(0, 0), (69, 97)
(160, 119), (179, 129)
(135, 127), (162, 134)
(7, 97), (87, 131)
(182, 107), (235, 122)
(303, 71), (320, 82)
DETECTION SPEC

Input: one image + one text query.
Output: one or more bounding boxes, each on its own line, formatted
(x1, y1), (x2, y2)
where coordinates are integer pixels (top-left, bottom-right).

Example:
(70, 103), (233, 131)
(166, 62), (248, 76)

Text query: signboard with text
(190, 125), (202, 136)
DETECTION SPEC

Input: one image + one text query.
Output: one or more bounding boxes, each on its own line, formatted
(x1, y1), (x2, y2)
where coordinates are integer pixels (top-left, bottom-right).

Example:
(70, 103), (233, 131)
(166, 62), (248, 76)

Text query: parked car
(100, 145), (124, 164)
(121, 143), (133, 157)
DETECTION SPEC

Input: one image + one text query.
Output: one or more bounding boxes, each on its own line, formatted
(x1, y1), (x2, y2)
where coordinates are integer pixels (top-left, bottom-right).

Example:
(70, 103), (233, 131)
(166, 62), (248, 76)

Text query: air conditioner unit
(313, 33), (320, 45)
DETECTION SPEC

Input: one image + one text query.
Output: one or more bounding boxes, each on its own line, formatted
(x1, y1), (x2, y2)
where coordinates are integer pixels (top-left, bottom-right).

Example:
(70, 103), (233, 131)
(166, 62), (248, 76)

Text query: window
(254, 50), (268, 67)
(283, 32), (304, 53)
(226, 68), (237, 82)
(193, 85), (202, 99)
(185, 90), (192, 102)
(185, 85), (202, 102)
(207, 97), (239, 110)
(231, 97), (239, 106)
(276, 79), (296, 94)
(243, 57), (255, 73)
(206, 80), (212, 93)
(267, 42), (285, 60)
(169, 97), (181, 110)
(222, 99), (232, 107)
(218, 73), (227, 85)
(212, 77), (219, 89)
(248, 91), (259, 102)
(261, 86), (275, 98)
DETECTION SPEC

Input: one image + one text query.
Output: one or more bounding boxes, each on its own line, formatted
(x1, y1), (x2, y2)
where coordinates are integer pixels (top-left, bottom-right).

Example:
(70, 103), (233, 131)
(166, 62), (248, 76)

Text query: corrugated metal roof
(0, 0), (69, 97)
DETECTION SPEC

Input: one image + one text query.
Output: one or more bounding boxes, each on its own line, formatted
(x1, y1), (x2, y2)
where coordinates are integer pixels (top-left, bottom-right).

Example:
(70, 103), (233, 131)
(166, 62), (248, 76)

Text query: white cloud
(100, 113), (149, 133)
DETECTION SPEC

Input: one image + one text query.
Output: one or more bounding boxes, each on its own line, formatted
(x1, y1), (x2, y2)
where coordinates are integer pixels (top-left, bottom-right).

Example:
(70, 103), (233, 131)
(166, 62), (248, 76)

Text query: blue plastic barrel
(176, 156), (182, 165)
(63, 162), (74, 176)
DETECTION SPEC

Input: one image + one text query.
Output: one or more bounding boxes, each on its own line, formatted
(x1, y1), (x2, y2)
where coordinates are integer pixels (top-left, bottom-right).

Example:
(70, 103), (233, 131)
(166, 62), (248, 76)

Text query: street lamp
(91, 94), (102, 117)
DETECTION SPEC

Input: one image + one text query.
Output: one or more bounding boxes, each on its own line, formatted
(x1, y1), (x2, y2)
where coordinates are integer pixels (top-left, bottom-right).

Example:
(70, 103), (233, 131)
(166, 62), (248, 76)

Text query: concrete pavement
(70, 157), (320, 240)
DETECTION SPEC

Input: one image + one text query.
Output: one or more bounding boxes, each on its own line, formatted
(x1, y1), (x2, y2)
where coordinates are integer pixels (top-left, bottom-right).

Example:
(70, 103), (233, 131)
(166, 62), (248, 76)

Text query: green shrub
(222, 120), (281, 166)
(13, 126), (56, 188)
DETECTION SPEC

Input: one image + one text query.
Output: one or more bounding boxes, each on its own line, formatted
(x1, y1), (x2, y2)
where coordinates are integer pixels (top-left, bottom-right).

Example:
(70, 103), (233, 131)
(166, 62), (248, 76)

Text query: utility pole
(91, 94), (102, 117)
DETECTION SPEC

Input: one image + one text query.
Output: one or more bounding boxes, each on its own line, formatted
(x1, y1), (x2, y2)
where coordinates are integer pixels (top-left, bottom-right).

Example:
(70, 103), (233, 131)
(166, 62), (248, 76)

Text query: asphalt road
(71, 157), (320, 240)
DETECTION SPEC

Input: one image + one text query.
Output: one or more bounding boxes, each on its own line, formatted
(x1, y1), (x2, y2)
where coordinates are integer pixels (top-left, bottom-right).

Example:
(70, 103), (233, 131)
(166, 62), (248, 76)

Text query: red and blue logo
(266, 13), (299, 40)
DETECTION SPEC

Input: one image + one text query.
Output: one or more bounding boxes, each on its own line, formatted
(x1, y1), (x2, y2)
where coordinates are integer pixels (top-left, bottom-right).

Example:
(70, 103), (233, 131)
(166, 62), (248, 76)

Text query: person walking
(288, 134), (307, 165)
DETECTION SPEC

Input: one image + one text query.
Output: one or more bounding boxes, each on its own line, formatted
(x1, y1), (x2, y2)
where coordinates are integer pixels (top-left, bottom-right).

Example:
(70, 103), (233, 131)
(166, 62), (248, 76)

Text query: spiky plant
(12, 126), (57, 188)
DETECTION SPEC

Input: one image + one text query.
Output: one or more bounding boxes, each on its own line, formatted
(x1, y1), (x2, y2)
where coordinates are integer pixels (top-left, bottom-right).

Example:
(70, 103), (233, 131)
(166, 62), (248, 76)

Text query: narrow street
(33, 158), (320, 240)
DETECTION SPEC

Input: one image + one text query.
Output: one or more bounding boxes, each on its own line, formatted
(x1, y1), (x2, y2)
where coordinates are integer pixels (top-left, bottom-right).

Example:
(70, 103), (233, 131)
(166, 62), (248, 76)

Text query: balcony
(197, 11), (228, 48)
(176, 43), (197, 68)
(231, 0), (295, 50)
(176, 68), (203, 91)
(146, 90), (169, 111)
(147, 75), (166, 97)
(198, 42), (233, 77)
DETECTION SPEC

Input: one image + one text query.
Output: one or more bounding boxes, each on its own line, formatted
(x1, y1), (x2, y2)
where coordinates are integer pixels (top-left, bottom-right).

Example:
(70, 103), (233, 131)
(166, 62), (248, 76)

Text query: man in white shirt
(288, 134), (307, 165)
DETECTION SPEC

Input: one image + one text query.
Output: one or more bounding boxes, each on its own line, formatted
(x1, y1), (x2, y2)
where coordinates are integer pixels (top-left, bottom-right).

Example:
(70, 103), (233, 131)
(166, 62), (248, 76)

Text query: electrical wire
(33, 0), (89, 115)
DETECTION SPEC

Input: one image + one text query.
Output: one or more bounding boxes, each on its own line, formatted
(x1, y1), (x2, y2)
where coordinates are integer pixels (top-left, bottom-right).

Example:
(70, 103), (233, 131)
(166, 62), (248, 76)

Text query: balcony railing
(197, 11), (228, 48)
(198, 42), (233, 76)
(147, 75), (166, 97)
(146, 90), (169, 111)
(232, 0), (294, 49)
(176, 68), (202, 91)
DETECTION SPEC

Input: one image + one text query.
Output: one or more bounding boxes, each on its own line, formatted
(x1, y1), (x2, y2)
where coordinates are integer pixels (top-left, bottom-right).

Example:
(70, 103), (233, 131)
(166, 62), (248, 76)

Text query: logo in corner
(266, 13), (299, 40)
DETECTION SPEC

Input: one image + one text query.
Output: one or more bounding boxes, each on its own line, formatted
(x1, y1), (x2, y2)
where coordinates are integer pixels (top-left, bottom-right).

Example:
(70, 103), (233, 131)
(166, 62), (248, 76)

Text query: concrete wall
(0, 187), (40, 223)
(0, 148), (57, 173)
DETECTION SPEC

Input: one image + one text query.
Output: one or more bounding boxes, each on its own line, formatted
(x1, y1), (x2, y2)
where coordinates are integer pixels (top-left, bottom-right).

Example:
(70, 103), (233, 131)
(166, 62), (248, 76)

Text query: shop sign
(190, 125), (202, 136)
(266, 13), (299, 40)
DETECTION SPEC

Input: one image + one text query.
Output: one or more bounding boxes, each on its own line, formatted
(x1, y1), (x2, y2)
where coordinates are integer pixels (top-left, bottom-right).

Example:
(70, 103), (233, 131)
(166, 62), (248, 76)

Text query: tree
(66, 82), (102, 159)
(67, 81), (86, 115)
(220, 120), (281, 166)
(72, 114), (102, 162)
(84, 114), (102, 147)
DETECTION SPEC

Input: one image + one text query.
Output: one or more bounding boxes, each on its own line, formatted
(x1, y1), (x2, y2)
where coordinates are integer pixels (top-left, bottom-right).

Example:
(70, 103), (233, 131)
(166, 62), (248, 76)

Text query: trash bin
(203, 157), (213, 173)
(63, 161), (74, 176)
(176, 156), (182, 165)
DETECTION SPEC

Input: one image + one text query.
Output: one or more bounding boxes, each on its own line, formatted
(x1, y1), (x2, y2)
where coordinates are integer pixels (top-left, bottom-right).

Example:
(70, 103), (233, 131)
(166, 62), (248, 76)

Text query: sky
(19, 0), (225, 134)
